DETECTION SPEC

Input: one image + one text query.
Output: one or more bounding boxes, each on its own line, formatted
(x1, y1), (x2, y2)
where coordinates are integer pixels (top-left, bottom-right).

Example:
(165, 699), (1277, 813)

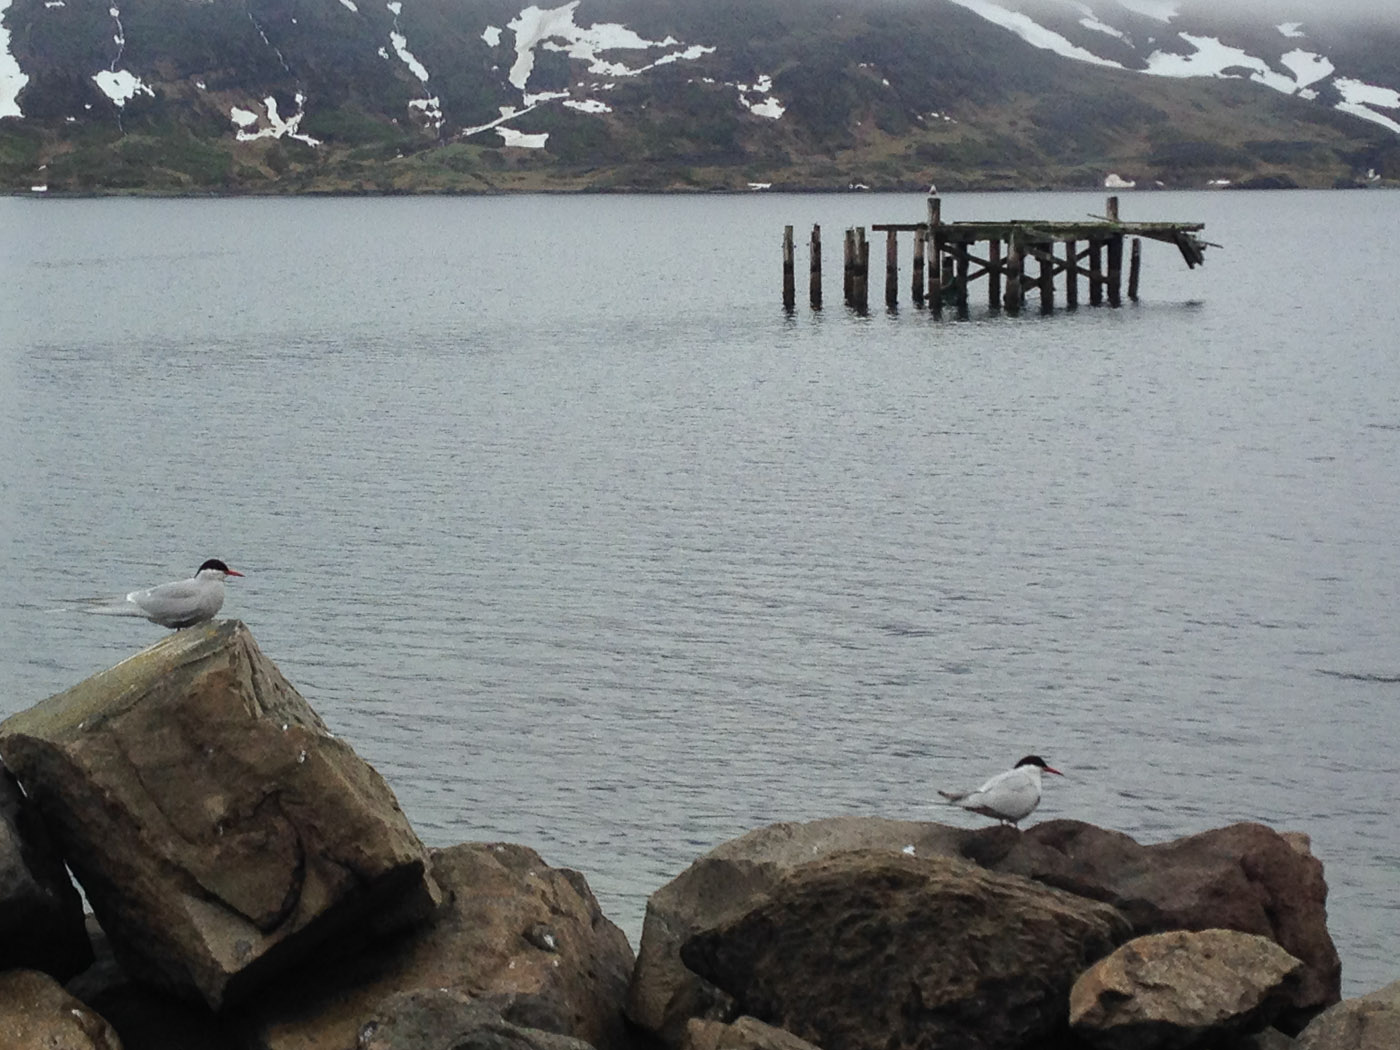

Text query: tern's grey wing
(129, 579), (222, 626)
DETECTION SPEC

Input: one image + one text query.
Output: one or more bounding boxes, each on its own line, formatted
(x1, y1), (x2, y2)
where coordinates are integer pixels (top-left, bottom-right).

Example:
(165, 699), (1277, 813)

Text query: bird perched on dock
(80, 559), (244, 628)
(939, 755), (1063, 827)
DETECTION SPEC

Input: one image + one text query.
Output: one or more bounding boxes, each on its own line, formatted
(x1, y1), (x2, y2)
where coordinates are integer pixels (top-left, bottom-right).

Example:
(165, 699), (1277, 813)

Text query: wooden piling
(885, 228), (898, 308)
(954, 241), (970, 318)
(1128, 237), (1142, 302)
(927, 198), (943, 315)
(1037, 241), (1054, 314)
(1065, 240), (1078, 309)
(782, 225), (796, 310)
(843, 228), (855, 305)
(851, 226), (862, 312)
(1004, 235), (1024, 314)
(1106, 195), (1120, 223)
(988, 238), (1002, 311)
(1089, 239), (1103, 307)
(810, 225), (823, 309)
(1107, 235), (1123, 307)
(912, 229), (925, 307)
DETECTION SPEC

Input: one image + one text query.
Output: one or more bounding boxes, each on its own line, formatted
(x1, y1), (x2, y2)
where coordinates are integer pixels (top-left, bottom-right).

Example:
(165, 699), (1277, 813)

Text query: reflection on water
(2, 190), (1399, 995)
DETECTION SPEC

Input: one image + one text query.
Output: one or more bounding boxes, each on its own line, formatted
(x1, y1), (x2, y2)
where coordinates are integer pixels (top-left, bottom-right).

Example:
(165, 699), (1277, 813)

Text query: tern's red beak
(1045, 766), (1064, 776)
(226, 569), (245, 577)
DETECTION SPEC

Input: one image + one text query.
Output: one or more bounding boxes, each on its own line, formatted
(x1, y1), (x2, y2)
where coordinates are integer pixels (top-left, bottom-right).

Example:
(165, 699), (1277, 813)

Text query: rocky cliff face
(2, 0), (1398, 193)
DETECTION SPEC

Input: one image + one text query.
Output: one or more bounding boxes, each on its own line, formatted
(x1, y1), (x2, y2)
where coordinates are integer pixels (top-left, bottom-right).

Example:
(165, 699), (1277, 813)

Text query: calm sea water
(2, 190), (1398, 996)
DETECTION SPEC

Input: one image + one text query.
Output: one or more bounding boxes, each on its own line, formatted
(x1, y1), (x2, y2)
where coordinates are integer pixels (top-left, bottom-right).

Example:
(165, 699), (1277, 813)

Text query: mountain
(2, 0), (1397, 193)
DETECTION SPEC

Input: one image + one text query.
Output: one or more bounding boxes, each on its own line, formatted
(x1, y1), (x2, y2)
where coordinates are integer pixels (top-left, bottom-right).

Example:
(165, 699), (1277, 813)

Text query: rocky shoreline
(0, 620), (1393, 1050)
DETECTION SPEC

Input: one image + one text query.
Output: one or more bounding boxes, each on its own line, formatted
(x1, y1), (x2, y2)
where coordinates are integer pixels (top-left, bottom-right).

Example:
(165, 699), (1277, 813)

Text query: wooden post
(1128, 237), (1142, 302)
(1037, 241), (1054, 314)
(810, 224), (822, 310)
(1106, 195), (1120, 223)
(928, 197), (943, 314)
(885, 228), (898, 308)
(912, 229), (925, 307)
(954, 241), (969, 318)
(843, 228), (854, 306)
(1065, 239), (1078, 309)
(851, 226), (862, 312)
(988, 238), (1002, 311)
(1003, 233), (1024, 314)
(1107, 234), (1123, 307)
(782, 225), (795, 310)
(1089, 239), (1103, 307)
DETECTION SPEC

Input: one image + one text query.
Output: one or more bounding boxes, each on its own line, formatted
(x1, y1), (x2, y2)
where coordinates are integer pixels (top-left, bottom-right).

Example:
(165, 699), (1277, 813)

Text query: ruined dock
(782, 195), (1209, 316)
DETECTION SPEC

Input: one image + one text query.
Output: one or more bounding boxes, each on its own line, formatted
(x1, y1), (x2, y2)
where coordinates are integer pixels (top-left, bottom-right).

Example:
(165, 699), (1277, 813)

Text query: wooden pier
(783, 196), (1208, 317)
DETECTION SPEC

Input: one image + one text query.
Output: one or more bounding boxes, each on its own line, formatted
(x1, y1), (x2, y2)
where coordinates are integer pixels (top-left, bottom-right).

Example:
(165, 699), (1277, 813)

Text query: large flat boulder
(680, 849), (1131, 1050)
(237, 842), (636, 1050)
(1069, 929), (1305, 1049)
(0, 766), (93, 979)
(0, 620), (440, 1011)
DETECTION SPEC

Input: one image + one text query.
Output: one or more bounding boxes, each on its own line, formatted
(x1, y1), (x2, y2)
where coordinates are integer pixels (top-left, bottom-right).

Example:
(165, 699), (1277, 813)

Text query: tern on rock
(81, 559), (244, 629)
(939, 755), (1063, 827)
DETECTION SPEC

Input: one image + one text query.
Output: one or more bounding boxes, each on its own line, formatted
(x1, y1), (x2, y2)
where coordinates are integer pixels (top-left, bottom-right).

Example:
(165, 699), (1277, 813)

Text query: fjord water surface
(2, 190), (1398, 995)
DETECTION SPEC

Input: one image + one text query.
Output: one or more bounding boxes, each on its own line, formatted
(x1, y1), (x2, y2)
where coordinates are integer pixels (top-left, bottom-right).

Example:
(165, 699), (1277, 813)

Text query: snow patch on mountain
(483, 26), (503, 47)
(736, 74), (785, 119)
(1279, 49), (1332, 90)
(947, 0), (1122, 67)
(1, 0), (28, 117)
(1334, 77), (1400, 135)
(1146, 33), (1293, 93)
(93, 68), (153, 106)
(507, 2), (712, 90)
(956, 1), (1400, 138)
(230, 93), (319, 145)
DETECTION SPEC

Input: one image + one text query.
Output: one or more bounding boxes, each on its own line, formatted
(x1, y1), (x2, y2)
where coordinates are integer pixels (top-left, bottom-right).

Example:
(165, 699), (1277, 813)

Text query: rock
(984, 820), (1341, 1029)
(629, 816), (1340, 1047)
(625, 815), (984, 1047)
(237, 842), (636, 1050)
(1294, 979), (1400, 1050)
(1069, 929), (1305, 1049)
(354, 989), (599, 1050)
(0, 968), (122, 1050)
(0, 620), (441, 1011)
(680, 849), (1130, 1050)
(0, 766), (93, 979)
(65, 914), (240, 1050)
(683, 1016), (822, 1050)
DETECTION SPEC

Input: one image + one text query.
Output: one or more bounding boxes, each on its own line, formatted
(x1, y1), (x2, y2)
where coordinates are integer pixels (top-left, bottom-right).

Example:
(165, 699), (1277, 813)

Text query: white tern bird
(939, 755), (1063, 827)
(81, 559), (244, 628)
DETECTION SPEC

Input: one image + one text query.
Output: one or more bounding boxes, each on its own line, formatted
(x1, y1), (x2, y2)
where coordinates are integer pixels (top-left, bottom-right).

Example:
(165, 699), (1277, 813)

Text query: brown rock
(65, 914), (240, 1050)
(985, 820), (1341, 1029)
(680, 849), (1130, 1050)
(0, 766), (93, 979)
(239, 842), (636, 1050)
(0, 620), (440, 1011)
(1069, 929), (1305, 1049)
(625, 815), (982, 1047)
(355, 989), (599, 1050)
(1294, 979), (1400, 1050)
(683, 1016), (822, 1050)
(0, 968), (122, 1050)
